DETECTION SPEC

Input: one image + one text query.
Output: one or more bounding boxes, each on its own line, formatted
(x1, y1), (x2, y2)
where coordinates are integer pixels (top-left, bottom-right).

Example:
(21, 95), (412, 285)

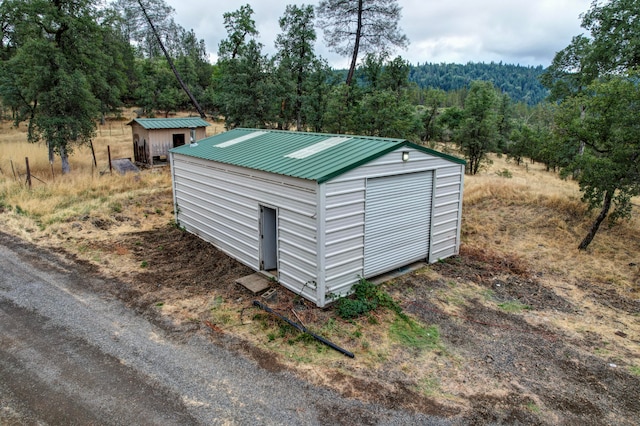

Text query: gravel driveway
(0, 232), (449, 425)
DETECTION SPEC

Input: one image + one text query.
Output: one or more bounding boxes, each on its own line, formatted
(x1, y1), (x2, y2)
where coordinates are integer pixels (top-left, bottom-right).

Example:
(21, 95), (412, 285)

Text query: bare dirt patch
(413, 248), (640, 425)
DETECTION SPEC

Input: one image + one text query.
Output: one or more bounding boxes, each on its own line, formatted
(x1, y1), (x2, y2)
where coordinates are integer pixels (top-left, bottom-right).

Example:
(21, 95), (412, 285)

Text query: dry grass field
(1, 116), (639, 424)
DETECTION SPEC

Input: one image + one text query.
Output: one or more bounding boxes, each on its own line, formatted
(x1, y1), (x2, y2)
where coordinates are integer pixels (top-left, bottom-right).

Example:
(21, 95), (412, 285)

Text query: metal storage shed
(169, 128), (465, 307)
(127, 117), (209, 166)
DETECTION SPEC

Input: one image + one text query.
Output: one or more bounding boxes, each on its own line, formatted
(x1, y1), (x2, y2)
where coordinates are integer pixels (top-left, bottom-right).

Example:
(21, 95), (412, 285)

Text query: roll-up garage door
(364, 172), (433, 277)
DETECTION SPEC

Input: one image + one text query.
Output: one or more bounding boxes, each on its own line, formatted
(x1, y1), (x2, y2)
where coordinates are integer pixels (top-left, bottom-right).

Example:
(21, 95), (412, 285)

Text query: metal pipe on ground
(252, 300), (355, 358)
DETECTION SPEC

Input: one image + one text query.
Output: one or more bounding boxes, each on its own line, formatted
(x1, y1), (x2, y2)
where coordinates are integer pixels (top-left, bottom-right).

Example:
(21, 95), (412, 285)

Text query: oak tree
(0, 0), (125, 173)
(554, 74), (640, 250)
(542, 0), (640, 249)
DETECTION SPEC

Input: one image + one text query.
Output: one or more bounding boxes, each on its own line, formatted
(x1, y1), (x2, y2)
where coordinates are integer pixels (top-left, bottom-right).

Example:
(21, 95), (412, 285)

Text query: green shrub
(110, 201), (123, 213)
(335, 278), (402, 319)
(496, 168), (513, 178)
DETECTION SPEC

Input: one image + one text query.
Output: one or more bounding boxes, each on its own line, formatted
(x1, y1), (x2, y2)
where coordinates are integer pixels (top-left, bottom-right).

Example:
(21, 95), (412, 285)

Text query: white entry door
(260, 206), (277, 271)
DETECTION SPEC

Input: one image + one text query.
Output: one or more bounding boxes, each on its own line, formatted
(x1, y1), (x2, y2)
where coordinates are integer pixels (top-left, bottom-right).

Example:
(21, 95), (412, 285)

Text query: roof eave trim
(126, 118), (211, 129)
(316, 141), (465, 183)
(316, 144), (402, 183)
(406, 142), (467, 165)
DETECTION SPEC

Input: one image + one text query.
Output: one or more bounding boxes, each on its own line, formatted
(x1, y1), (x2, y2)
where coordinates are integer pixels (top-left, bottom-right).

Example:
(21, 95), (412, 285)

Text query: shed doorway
(364, 172), (433, 277)
(260, 205), (278, 272)
(172, 134), (186, 148)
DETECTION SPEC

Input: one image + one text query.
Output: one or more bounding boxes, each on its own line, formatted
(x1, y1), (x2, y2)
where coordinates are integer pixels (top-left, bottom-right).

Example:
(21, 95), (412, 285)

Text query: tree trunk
(578, 104), (586, 156)
(345, 0), (363, 87)
(578, 190), (613, 250)
(48, 140), (55, 164)
(137, 0), (206, 119)
(296, 66), (304, 131)
(60, 144), (70, 174)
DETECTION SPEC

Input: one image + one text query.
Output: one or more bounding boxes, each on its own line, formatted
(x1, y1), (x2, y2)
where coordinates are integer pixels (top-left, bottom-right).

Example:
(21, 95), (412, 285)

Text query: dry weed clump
(533, 193), (586, 220)
(463, 177), (531, 207)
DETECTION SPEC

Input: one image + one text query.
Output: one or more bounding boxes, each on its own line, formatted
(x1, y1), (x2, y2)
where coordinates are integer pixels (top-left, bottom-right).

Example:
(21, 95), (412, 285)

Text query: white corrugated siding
(430, 165), (465, 260)
(364, 172), (433, 277)
(322, 179), (366, 300)
(170, 154), (320, 304)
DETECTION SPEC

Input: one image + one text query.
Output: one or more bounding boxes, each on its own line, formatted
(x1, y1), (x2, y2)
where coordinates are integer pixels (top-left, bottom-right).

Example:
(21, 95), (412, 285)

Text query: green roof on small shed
(127, 117), (210, 130)
(170, 128), (465, 183)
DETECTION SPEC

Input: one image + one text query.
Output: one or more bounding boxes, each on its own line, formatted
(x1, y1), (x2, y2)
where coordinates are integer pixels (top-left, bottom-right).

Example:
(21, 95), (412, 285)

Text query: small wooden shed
(127, 117), (209, 166)
(169, 129), (465, 307)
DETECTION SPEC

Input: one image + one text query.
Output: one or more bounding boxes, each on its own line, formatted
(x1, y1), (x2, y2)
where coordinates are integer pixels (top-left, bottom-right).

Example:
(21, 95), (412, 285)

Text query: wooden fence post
(25, 157), (32, 189)
(10, 160), (17, 181)
(108, 145), (112, 174)
(89, 140), (97, 167)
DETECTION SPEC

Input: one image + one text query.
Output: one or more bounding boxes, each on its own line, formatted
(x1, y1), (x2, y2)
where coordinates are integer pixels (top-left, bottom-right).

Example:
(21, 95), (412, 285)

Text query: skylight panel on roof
(215, 131), (268, 148)
(285, 137), (351, 159)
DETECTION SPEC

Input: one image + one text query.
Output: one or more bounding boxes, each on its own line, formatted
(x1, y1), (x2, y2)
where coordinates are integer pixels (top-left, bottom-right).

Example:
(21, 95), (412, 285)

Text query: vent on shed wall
(364, 172), (433, 277)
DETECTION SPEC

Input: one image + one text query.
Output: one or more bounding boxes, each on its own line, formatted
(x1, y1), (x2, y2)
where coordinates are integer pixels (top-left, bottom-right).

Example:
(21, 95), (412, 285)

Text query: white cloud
(166, 0), (592, 67)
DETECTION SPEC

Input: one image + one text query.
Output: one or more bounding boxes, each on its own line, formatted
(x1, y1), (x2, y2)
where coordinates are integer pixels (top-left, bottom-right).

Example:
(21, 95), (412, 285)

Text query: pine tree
(316, 0), (407, 87)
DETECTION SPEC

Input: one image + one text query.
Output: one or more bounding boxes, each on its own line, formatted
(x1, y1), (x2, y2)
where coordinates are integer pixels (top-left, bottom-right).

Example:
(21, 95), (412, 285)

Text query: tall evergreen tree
(495, 93), (513, 152)
(456, 81), (499, 175)
(110, 0), (206, 117)
(135, 0), (205, 117)
(217, 4), (257, 61)
(357, 54), (418, 139)
(213, 5), (273, 128)
(316, 0), (408, 87)
(323, 83), (358, 134)
(134, 58), (186, 117)
(274, 4), (317, 131)
(303, 58), (336, 132)
(419, 88), (446, 142)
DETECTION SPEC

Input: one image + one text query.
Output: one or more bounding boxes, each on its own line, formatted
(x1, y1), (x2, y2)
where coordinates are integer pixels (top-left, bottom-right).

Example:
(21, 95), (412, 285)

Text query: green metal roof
(170, 128), (465, 183)
(127, 117), (210, 130)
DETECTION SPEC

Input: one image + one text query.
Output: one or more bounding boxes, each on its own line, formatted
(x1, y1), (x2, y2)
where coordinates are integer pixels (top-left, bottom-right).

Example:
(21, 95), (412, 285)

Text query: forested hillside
(409, 62), (548, 105)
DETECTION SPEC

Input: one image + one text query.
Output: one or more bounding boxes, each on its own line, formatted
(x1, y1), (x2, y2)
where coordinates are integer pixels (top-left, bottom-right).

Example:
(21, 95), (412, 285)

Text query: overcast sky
(165, 0), (592, 68)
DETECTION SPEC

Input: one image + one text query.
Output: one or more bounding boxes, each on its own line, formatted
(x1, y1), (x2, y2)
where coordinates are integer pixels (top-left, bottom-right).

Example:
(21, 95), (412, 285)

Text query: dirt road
(0, 232), (449, 425)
